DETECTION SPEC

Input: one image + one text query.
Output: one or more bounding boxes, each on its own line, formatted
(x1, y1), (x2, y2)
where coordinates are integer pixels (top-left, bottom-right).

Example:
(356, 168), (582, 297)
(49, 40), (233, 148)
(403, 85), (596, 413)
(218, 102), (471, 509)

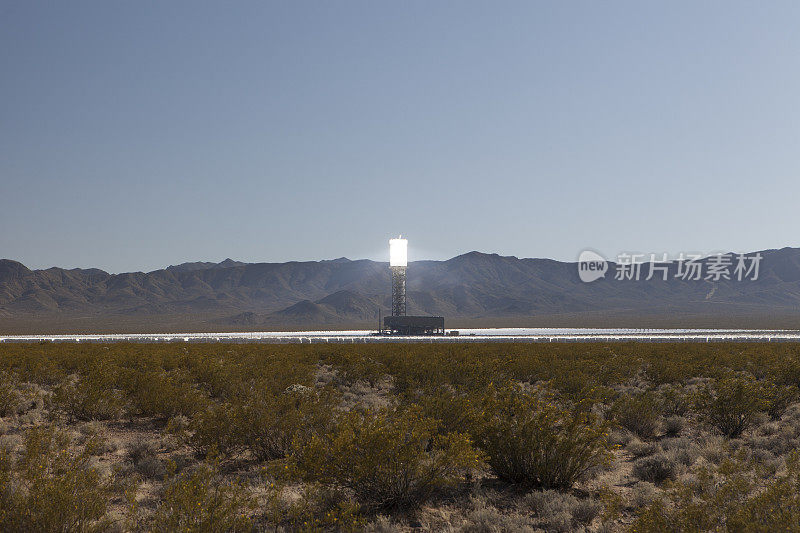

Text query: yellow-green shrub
(120, 369), (207, 419)
(264, 480), (364, 532)
(612, 391), (661, 440)
(51, 375), (125, 422)
(658, 384), (690, 417)
(727, 453), (800, 530)
(189, 402), (245, 458)
(0, 426), (111, 532)
(151, 462), (254, 532)
(189, 388), (336, 460)
(407, 386), (474, 436)
(693, 374), (766, 438)
(473, 385), (612, 490)
(762, 381), (798, 421)
(291, 406), (482, 511)
(630, 452), (800, 532)
(241, 388), (336, 461)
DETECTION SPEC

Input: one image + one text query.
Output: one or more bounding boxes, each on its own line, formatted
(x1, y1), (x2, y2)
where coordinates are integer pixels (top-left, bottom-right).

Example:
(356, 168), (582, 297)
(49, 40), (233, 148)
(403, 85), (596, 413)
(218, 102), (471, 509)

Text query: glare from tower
(389, 237), (408, 267)
(389, 236), (407, 316)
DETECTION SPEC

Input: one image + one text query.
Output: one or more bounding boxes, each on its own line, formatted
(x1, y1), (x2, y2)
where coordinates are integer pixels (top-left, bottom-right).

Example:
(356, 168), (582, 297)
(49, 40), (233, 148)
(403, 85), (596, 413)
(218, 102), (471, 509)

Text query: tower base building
(383, 315), (445, 335)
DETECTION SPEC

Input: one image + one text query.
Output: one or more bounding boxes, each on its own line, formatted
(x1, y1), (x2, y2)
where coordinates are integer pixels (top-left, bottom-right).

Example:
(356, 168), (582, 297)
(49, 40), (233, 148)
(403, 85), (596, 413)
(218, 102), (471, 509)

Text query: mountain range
(2, 248), (800, 333)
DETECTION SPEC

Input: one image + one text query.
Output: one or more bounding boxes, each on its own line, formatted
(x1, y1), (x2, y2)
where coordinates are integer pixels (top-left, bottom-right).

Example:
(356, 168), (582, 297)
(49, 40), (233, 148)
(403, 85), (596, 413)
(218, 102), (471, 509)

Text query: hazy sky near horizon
(2, 1), (799, 273)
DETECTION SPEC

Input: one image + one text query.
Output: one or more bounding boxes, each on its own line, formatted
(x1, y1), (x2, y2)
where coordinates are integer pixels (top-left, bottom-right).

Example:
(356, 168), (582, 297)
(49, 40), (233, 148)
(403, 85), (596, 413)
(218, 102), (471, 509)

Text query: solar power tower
(383, 237), (445, 335)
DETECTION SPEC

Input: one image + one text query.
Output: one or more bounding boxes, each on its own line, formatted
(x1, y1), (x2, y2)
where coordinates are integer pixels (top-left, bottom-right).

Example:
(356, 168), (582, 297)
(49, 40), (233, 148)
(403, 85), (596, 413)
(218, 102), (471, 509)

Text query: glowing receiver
(389, 237), (408, 267)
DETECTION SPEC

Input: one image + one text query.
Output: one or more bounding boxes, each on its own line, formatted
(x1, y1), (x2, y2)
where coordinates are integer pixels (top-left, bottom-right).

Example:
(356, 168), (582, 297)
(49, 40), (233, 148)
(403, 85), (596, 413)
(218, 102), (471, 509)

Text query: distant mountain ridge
(2, 248), (800, 330)
(166, 258), (247, 273)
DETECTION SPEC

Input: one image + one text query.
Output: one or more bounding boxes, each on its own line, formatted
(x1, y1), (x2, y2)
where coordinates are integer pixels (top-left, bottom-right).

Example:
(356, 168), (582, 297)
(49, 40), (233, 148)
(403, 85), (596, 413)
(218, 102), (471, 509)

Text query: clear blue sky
(2, 1), (799, 273)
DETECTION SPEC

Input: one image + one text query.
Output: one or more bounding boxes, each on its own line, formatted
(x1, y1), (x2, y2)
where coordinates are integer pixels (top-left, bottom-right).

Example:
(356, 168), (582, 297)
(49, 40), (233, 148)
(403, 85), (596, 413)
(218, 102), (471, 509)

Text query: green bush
(241, 388), (336, 461)
(630, 453), (800, 532)
(51, 374), (125, 422)
(291, 406), (482, 511)
(151, 462), (254, 532)
(405, 386), (474, 436)
(264, 480), (364, 532)
(473, 385), (612, 490)
(0, 426), (111, 532)
(120, 369), (207, 419)
(189, 402), (245, 458)
(762, 381), (798, 421)
(658, 384), (690, 417)
(190, 388), (336, 461)
(727, 453), (800, 531)
(613, 392), (661, 440)
(693, 374), (766, 438)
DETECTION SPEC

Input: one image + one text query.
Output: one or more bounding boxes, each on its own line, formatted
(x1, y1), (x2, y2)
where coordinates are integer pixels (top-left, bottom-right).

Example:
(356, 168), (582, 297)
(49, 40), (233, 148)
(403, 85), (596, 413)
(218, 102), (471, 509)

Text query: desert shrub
(608, 428), (634, 447)
(472, 385), (612, 490)
(0, 372), (23, 417)
(762, 381), (798, 420)
(627, 440), (657, 458)
(630, 453), (798, 532)
(572, 497), (603, 526)
(11, 342), (800, 528)
(19, 356), (66, 386)
(726, 453), (800, 530)
(550, 371), (614, 405)
(0, 447), (13, 521)
(693, 374), (766, 438)
(697, 435), (729, 464)
(336, 356), (389, 388)
(162, 414), (190, 442)
(749, 423), (800, 456)
(51, 374), (125, 422)
(364, 515), (399, 533)
(127, 439), (166, 480)
(291, 406), (482, 511)
(406, 386), (474, 436)
(189, 402), (245, 458)
(525, 490), (602, 531)
(612, 391), (661, 440)
(241, 388), (336, 461)
(629, 481), (658, 509)
(645, 358), (693, 386)
(461, 496), (538, 532)
(658, 384), (690, 417)
(120, 369), (207, 419)
(151, 462), (254, 532)
(0, 425), (111, 532)
(663, 415), (684, 437)
(190, 388), (336, 461)
(632, 454), (677, 484)
(660, 439), (699, 468)
(264, 480), (364, 532)
(772, 357), (800, 388)
(188, 356), (248, 400)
